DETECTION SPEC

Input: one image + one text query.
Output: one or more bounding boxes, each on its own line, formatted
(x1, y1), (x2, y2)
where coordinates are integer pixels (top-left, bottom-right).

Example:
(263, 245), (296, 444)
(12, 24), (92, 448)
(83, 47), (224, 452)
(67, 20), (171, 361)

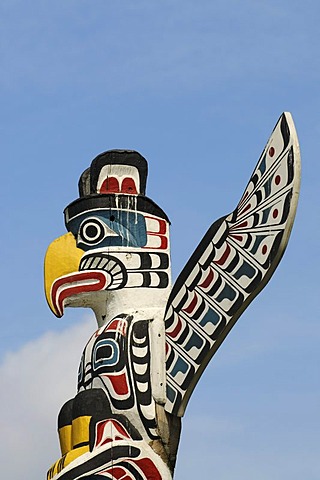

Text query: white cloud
(1, 308), (319, 480)
(0, 317), (93, 479)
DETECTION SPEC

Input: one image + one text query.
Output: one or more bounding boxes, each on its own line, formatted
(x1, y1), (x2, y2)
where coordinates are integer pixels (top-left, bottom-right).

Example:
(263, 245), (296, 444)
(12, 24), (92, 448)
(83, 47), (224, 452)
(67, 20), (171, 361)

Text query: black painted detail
(65, 194), (170, 225)
(130, 320), (159, 440)
(89, 150), (148, 196)
(58, 399), (74, 430)
(138, 252), (169, 270)
(55, 445), (141, 480)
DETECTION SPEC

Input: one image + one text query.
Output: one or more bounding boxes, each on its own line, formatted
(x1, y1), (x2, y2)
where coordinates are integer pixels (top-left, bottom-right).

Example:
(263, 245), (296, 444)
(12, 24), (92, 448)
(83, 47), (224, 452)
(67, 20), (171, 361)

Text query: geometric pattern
(164, 112), (301, 416)
(78, 314), (159, 441)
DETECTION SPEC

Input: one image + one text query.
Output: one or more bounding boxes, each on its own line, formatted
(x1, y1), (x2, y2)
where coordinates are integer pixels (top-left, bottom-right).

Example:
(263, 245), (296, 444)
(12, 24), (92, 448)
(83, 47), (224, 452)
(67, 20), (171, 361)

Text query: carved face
(44, 154), (171, 318)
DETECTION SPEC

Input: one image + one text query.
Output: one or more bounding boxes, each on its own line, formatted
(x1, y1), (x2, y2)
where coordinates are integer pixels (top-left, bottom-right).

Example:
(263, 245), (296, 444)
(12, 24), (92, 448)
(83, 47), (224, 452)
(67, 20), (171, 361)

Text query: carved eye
(79, 218), (105, 245)
(77, 216), (119, 249)
(93, 339), (120, 370)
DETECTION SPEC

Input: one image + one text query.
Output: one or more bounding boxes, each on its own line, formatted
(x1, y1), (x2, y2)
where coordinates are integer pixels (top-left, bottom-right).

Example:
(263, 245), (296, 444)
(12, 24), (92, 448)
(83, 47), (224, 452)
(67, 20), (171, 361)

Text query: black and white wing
(164, 112), (301, 416)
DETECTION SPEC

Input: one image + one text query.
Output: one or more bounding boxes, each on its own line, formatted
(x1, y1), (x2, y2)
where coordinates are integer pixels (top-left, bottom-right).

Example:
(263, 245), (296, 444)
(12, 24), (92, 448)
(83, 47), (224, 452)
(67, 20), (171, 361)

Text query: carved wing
(164, 112), (301, 416)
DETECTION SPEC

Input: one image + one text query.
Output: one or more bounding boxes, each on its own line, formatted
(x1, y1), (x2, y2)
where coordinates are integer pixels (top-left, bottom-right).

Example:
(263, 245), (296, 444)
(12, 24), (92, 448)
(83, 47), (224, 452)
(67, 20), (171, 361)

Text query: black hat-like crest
(78, 150), (148, 197)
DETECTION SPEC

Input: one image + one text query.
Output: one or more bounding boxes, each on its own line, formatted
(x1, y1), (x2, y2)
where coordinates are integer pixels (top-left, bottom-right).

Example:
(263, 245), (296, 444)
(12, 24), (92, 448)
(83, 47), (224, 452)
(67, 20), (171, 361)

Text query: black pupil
(97, 345), (112, 359)
(86, 225), (99, 238)
(110, 215), (115, 221)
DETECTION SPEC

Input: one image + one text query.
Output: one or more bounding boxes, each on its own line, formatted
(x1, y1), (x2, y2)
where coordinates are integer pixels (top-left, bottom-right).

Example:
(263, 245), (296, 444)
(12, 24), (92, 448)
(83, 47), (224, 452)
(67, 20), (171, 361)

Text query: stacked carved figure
(44, 113), (300, 479)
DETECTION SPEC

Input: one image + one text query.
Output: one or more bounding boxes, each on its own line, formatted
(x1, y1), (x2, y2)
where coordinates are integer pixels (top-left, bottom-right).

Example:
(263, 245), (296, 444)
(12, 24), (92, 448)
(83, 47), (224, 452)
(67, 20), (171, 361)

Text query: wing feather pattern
(164, 112), (300, 416)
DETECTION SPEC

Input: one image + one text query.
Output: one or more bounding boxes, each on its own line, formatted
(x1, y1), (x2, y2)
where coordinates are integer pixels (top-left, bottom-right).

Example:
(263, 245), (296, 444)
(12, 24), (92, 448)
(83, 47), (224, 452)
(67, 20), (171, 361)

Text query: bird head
(44, 150), (171, 321)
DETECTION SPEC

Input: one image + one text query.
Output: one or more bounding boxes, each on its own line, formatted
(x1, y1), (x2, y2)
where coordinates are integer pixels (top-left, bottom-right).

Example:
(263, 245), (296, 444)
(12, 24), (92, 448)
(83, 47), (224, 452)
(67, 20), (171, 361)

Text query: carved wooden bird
(44, 112), (300, 479)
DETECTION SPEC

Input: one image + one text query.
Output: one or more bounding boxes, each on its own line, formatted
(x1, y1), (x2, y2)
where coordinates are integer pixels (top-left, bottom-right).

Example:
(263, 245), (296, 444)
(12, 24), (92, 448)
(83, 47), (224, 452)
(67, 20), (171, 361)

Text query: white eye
(79, 218), (105, 244)
(78, 217), (119, 246)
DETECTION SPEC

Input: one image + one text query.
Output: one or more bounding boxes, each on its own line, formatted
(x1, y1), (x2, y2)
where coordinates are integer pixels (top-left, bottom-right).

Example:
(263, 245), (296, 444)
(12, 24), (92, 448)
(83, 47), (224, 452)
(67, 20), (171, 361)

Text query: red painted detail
(144, 234), (168, 250)
(143, 216), (168, 250)
(96, 435), (123, 446)
(104, 467), (128, 479)
(132, 458), (162, 480)
(242, 203), (251, 214)
(275, 175), (281, 185)
(95, 418), (131, 447)
(155, 235), (168, 249)
(262, 245), (268, 255)
(215, 243), (231, 266)
(105, 319), (127, 336)
(167, 316), (182, 339)
(273, 209), (279, 219)
(105, 372), (130, 396)
(165, 342), (169, 355)
(230, 234), (243, 241)
(95, 421), (106, 446)
(183, 293), (198, 314)
(121, 177), (138, 194)
(236, 221), (248, 229)
(145, 217), (167, 234)
(199, 268), (214, 289)
(159, 236), (168, 249)
(111, 467), (127, 479)
(52, 271), (108, 317)
(156, 219), (167, 235)
(269, 147), (275, 157)
(100, 177), (120, 193)
(111, 421), (131, 439)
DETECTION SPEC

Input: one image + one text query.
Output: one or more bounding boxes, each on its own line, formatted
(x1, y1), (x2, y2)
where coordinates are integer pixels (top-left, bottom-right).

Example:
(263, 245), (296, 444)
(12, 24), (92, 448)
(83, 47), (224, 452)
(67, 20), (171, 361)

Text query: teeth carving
(91, 257), (102, 268)
(79, 254), (127, 290)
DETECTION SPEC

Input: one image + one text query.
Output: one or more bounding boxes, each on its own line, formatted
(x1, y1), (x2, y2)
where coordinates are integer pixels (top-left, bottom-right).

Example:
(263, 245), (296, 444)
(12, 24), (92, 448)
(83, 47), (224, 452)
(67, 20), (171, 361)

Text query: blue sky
(0, 1), (319, 478)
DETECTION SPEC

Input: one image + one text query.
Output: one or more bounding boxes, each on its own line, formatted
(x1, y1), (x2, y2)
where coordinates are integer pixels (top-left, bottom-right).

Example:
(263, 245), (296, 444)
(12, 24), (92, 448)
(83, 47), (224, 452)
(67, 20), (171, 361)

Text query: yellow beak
(44, 233), (84, 317)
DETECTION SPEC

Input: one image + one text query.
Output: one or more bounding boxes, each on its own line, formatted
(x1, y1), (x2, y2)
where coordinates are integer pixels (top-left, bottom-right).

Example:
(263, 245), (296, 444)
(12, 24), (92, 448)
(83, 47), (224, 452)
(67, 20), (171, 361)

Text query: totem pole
(44, 112), (300, 479)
